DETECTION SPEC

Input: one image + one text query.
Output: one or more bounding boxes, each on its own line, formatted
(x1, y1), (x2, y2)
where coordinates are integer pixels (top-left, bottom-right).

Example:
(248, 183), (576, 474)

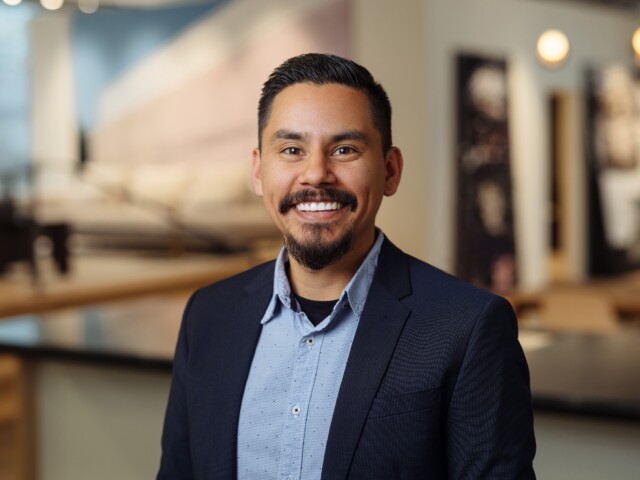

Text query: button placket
(278, 331), (323, 479)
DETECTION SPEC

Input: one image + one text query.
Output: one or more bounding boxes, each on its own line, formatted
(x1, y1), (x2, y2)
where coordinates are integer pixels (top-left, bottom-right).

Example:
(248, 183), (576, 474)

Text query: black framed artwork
(586, 66), (640, 275)
(455, 54), (517, 293)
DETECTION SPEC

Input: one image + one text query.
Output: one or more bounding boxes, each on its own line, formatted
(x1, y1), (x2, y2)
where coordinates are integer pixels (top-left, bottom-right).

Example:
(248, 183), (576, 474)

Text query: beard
(285, 223), (354, 271)
(279, 188), (357, 270)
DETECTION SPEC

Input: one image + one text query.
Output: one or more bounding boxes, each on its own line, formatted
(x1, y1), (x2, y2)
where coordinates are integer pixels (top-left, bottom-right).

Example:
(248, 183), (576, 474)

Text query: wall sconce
(632, 27), (640, 61)
(536, 29), (570, 68)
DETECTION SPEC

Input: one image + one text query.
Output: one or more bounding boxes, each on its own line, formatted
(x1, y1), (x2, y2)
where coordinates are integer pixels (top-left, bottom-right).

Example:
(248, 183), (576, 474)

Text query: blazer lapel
(207, 264), (274, 480)
(321, 240), (412, 480)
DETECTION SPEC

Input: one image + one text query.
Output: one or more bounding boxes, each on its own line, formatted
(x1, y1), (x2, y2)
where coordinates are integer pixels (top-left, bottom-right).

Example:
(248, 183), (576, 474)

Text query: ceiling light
(2, 0), (23, 5)
(536, 29), (570, 68)
(78, 0), (98, 14)
(632, 27), (640, 59)
(41, 0), (64, 10)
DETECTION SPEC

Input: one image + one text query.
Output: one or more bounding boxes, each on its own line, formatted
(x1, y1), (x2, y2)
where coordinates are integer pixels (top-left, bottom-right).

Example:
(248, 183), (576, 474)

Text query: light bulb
(632, 27), (640, 59)
(537, 29), (570, 68)
(41, 0), (64, 10)
(78, 0), (99, 14)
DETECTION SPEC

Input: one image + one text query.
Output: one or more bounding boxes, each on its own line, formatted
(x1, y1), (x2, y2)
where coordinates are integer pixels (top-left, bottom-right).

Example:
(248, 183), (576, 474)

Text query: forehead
(265, 83), (374, 133)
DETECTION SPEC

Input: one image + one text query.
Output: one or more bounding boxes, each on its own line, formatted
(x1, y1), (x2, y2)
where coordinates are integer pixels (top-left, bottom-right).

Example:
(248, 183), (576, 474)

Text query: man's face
(252, 82), (402, 270)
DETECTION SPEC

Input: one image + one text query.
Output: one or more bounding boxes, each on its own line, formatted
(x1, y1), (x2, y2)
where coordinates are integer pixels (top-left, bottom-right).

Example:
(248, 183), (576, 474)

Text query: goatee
(285, 224), (354, 270)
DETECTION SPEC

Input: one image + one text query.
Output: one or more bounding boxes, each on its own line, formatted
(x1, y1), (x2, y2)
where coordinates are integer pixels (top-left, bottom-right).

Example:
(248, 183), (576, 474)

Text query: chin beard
(285, 224), (354, 271)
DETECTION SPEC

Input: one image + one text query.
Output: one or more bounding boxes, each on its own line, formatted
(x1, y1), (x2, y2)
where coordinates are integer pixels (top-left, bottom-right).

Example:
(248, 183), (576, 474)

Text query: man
(158, 53), (536, 480)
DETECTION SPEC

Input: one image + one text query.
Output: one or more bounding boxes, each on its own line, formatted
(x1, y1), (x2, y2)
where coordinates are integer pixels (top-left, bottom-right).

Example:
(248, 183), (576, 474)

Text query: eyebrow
(270, 129), (308, 144)
(269, 129), (370, 145)
(331, 130), (369, 145)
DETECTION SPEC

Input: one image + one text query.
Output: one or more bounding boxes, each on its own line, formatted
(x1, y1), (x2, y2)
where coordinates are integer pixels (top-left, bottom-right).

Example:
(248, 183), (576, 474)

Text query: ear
(383, 147), (403, 196)
(251, 148), (263, 196)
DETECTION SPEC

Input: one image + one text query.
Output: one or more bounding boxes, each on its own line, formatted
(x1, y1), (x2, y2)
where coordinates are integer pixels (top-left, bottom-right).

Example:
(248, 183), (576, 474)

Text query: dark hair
(258, 53), (392, 153)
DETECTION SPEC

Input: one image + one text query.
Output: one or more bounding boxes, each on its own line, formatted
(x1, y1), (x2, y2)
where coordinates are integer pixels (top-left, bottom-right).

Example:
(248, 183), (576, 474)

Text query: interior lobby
(1, 0), (640, 478)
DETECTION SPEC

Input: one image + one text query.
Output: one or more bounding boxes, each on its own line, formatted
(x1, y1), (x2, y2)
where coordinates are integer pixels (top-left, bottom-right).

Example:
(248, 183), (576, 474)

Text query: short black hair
(257, 53), (392, 153)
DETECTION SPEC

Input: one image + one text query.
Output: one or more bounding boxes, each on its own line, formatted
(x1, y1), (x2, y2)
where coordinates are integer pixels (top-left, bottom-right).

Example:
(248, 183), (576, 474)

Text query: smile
(295, 202), (344, 212)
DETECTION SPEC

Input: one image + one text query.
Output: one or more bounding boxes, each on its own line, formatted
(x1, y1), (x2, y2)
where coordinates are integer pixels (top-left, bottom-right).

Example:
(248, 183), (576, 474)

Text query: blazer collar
(321, 238), (413, 480)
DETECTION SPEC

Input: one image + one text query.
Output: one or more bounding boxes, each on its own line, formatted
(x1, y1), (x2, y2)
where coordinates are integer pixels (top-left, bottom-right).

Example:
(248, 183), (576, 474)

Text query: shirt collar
(260, 229), (385, 324)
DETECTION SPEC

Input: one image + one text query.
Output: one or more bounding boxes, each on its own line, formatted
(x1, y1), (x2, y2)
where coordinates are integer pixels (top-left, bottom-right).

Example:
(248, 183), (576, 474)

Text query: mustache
(278, 189), (357, 213)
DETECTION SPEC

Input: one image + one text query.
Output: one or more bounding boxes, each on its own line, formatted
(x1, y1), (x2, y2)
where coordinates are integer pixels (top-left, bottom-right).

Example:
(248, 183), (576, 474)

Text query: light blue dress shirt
(237, 231), (385, 480)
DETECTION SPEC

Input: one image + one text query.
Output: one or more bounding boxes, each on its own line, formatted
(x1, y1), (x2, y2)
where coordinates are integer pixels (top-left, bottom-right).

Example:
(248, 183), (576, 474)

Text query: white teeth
(296, 202), (343, 212)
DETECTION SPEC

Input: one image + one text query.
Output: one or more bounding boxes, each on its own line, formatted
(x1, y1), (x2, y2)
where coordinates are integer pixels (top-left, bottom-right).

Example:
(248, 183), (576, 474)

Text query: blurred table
(521, 328), (640, 420)
(0, 293), (187, 480)
(508, 270), (640, 320)
(0, 251), (253, 318)
(0, 293), (638, 420)
(0, 293), (186, 370)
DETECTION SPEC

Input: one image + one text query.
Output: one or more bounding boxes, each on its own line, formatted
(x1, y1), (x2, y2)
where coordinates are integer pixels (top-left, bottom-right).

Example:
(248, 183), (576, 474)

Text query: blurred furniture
(0, 198), (70, 280)
(0, 199), (37, 278)
(508, 271), (640, 329)
(0, 296), (638, 479)
(0, 294), (185, 480)
(0, 250), (254, 318)
(522, 327), (640, 420)
(35, 161), (280, 253)
(538, 291), (618, 332)
(0, 355), (33, 480)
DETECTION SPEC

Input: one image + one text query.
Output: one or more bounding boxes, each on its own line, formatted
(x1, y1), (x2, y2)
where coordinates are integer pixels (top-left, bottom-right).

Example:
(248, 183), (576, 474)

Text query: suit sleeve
(157, 290), (199, 480)
(446, 296), (536, 479)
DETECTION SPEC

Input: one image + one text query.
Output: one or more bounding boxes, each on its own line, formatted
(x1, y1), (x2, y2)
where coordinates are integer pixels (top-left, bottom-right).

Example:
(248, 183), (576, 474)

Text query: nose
(298, 150), (336, 186)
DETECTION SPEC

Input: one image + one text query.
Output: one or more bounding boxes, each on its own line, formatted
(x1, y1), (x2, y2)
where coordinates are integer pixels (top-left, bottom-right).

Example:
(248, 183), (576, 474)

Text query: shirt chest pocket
(368, 387), (441, 419)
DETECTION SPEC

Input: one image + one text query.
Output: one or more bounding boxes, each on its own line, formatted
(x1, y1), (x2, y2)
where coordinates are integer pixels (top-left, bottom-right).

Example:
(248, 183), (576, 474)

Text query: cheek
(260, 172), (291, 205)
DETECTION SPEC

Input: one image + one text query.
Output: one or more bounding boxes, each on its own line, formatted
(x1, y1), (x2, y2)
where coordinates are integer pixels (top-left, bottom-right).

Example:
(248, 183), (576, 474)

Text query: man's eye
(334, 146), (356, 155)
(282, 147), (302, 155)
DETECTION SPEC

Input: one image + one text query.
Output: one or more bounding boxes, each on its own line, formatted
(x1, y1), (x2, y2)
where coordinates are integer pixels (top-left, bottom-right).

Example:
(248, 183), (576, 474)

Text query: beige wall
(31, 11), (79, 201)
(36, 361), (170, 480)
(351, 0), (430, 264)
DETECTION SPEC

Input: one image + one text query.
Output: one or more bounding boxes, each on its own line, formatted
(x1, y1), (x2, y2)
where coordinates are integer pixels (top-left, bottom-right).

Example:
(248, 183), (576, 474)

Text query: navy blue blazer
(158, 239), (536, 479)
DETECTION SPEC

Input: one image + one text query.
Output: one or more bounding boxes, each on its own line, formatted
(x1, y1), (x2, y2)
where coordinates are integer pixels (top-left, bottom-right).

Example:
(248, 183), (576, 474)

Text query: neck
(287, 229), (376, 301)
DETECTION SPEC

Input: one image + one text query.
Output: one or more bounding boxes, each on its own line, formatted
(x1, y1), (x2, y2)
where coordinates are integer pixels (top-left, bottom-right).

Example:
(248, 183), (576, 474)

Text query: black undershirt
(294, 294), (338, 327)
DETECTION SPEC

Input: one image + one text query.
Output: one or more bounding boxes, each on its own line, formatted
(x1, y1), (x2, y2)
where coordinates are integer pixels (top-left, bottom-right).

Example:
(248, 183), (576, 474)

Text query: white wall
(36, 361), (171, 480)
(422, 0), (639, 289)
(30, 11), (79, 201)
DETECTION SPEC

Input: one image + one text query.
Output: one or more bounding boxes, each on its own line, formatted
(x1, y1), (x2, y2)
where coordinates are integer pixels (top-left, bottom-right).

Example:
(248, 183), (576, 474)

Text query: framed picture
(586, 66), (640, 274)
(455, 54), (517, 293)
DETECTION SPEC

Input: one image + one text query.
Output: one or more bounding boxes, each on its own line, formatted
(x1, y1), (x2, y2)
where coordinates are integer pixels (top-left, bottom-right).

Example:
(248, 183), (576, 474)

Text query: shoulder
(407, 254), (497, 307)
(379, 241), (514, 337)
(380, 239), (499, 310)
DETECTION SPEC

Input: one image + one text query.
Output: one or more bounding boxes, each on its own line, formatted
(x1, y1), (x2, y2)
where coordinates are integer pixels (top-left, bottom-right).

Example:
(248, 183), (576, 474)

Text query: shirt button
(292, 404), (301, 416)
(306, 336), (315, 346)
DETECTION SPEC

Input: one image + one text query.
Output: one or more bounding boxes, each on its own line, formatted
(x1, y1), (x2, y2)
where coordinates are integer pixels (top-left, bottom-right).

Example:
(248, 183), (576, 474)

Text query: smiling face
(252, 82), (402, 271)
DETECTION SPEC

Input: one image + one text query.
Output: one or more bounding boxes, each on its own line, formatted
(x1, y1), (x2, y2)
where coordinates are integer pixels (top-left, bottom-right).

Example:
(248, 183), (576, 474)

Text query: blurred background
(0, 0), (639, 478)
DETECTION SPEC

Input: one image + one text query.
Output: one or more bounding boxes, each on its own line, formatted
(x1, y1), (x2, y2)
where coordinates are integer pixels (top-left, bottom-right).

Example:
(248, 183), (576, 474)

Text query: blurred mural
(455, 54), (516, 293)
